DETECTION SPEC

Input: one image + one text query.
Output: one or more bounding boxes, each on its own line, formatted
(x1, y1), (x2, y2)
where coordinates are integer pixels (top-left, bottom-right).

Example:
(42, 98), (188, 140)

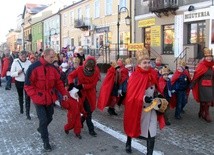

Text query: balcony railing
(149, 0), (179, 17)
(74, 17), (91, 31)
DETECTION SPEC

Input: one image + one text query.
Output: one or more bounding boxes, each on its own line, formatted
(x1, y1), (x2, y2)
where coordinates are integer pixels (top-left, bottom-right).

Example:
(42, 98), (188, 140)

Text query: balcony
(149, 0), (179, 17)
(74, 17), (90, 31)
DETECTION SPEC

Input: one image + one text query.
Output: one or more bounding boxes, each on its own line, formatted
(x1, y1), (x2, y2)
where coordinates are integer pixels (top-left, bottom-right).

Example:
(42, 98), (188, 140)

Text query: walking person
(10, 51), (31, 119)
(171, 60), (191, 119)
(1, 52), (13, 90)
(24, 48), (68, 151)
(123, 50), (165, 155)
(191, 47), (214, 123)
(68, 56), (100, 137)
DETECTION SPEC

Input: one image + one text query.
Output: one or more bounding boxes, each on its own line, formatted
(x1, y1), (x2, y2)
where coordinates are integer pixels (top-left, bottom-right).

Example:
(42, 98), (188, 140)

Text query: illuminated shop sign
(184, 8), (210, 22)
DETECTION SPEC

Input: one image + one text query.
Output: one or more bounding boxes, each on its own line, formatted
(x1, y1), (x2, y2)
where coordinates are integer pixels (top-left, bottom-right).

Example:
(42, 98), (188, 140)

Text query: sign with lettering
(184, 8), (210, 22)
(151, 26), (161, 47)
(138, 18), (155, 28)
(95, 27), (109, 33)
(127, 43), (144, 51)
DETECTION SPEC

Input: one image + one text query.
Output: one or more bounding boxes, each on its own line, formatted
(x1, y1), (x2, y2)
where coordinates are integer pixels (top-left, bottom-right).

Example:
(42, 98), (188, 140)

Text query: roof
(22, 3), (48, 19)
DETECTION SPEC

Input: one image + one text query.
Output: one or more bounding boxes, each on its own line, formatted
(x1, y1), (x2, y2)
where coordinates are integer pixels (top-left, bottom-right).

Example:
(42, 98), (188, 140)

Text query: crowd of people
(0, 46), (213, 154)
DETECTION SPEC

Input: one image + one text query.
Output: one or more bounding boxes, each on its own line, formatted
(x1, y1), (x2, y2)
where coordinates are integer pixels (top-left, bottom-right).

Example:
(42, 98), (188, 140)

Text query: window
(105, 0), (112, 15)
(71, 38), (74, 46)
(63, 13), (67, 26)
(77, 8), (82, 20)
(94, 0), (100, 18)
(163, 24), (174, 54)
(143, 27), (151, 51)
(119, 0), (126, 11)
(70, 11), (74, 26)
(85, 5), (90, 18)
(188, 22), (205, 44)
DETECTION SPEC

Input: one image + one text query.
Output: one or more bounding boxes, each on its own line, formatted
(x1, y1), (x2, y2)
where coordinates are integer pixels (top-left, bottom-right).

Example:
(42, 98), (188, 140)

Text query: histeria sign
(184, 7), (211, 22)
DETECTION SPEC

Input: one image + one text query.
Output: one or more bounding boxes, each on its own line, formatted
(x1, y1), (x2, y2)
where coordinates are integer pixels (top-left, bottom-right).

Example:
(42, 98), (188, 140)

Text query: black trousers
(15, 80), (30, 115)
(35, 104), (54, 143)
(83, 99), (94, 132)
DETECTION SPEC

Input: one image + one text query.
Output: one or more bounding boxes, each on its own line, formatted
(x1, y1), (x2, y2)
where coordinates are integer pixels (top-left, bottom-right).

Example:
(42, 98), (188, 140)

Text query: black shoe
(137, 136), (144, 140)
(5, 87), (11, 90)
(165, 121), (171, 126)
(20, 109), (24, 114)
(64, 130), (69, 134)
(76, 134), (82, 139)
(125, 143), (132, 153)
(175, 116), (182, 120)
(37, 128), (41, 134)
(26, 115), (31, 120)
(89, 130), (97, 137)
(43, 143), (52, 152)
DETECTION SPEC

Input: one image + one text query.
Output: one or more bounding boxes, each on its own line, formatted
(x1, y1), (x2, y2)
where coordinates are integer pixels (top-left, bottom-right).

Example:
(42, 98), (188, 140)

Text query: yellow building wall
(60, 0), (131, 49)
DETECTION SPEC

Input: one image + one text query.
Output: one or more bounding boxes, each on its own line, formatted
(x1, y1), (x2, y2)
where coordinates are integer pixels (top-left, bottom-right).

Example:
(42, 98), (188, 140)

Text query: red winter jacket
(24, 57), (67, 106)
(1, 57), (10, 77)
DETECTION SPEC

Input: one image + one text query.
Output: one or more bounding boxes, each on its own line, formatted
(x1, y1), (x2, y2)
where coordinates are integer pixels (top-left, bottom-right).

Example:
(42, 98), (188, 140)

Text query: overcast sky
(0, 0), (74, 43)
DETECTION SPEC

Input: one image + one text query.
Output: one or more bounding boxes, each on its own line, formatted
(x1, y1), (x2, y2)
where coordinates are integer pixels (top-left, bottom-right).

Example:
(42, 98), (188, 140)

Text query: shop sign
(95, 27), (109, 33)
(184, 8), (210, 22)
(127, 43), (144, 51)
(138, 18), (155, 28)
(151, 26), (161, 47)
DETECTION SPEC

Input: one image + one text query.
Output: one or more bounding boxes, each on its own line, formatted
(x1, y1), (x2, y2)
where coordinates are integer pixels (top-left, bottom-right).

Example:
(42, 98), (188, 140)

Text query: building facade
(135, 0), (214, 69)
(32, 22), (43, 52)
(60, 0), (131, 54)
(43, 14), (60, 52)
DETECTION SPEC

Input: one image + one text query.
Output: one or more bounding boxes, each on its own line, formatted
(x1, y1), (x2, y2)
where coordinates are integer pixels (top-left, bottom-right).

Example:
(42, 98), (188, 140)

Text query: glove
(157, 94), (164, 98)
(171, 90), (176, 93)
(76, 84), (83, 90)
(145, 96), (153, 103)
(67, 83), (74, 91)
(118, 89), (122, 96)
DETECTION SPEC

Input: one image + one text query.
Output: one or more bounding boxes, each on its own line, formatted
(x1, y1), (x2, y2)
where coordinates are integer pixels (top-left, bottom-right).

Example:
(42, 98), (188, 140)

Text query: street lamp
(49, 28), (57, 48)
(117, 5), (131, 60)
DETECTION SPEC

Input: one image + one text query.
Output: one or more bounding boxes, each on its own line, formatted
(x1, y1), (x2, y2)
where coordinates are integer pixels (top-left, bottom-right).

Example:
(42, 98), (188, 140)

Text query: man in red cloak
(191, 48), (214, 122)
(124, 51), (165, 154)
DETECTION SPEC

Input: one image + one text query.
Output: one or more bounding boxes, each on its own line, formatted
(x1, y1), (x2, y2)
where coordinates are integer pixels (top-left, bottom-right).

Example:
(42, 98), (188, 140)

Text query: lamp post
(49, 28), (57, 49)
(117, 5), (131, 60)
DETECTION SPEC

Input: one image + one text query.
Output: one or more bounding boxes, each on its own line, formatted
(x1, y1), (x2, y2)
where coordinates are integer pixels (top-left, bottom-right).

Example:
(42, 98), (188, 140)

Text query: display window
(144, 27), (151, 51)
(163, 24), (174, 54)
(188, 21), (205, 50)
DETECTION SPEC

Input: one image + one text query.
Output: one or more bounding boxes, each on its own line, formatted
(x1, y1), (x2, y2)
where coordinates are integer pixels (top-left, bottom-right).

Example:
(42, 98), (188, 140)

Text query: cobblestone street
(0, 75), (213, 155)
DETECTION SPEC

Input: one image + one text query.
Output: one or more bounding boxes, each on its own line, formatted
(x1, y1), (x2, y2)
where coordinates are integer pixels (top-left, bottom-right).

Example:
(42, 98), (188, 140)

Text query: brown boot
(203, 104), (212, 123)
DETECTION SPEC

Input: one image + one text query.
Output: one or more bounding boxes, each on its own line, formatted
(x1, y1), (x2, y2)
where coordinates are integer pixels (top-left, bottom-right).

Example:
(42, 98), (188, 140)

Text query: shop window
(163, 24), (174, 54)
(188, 21), (205, 48)
(143, 27), (151, 51)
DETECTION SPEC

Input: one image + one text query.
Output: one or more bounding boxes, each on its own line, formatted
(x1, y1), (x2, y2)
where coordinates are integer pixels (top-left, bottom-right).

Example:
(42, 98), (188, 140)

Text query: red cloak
(97, 66), (116, 111)
(119, 66), (129, 84)
(68, 57), (100, 112)
(124, 66), (164, 138)
(192, 60), (214, 102)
